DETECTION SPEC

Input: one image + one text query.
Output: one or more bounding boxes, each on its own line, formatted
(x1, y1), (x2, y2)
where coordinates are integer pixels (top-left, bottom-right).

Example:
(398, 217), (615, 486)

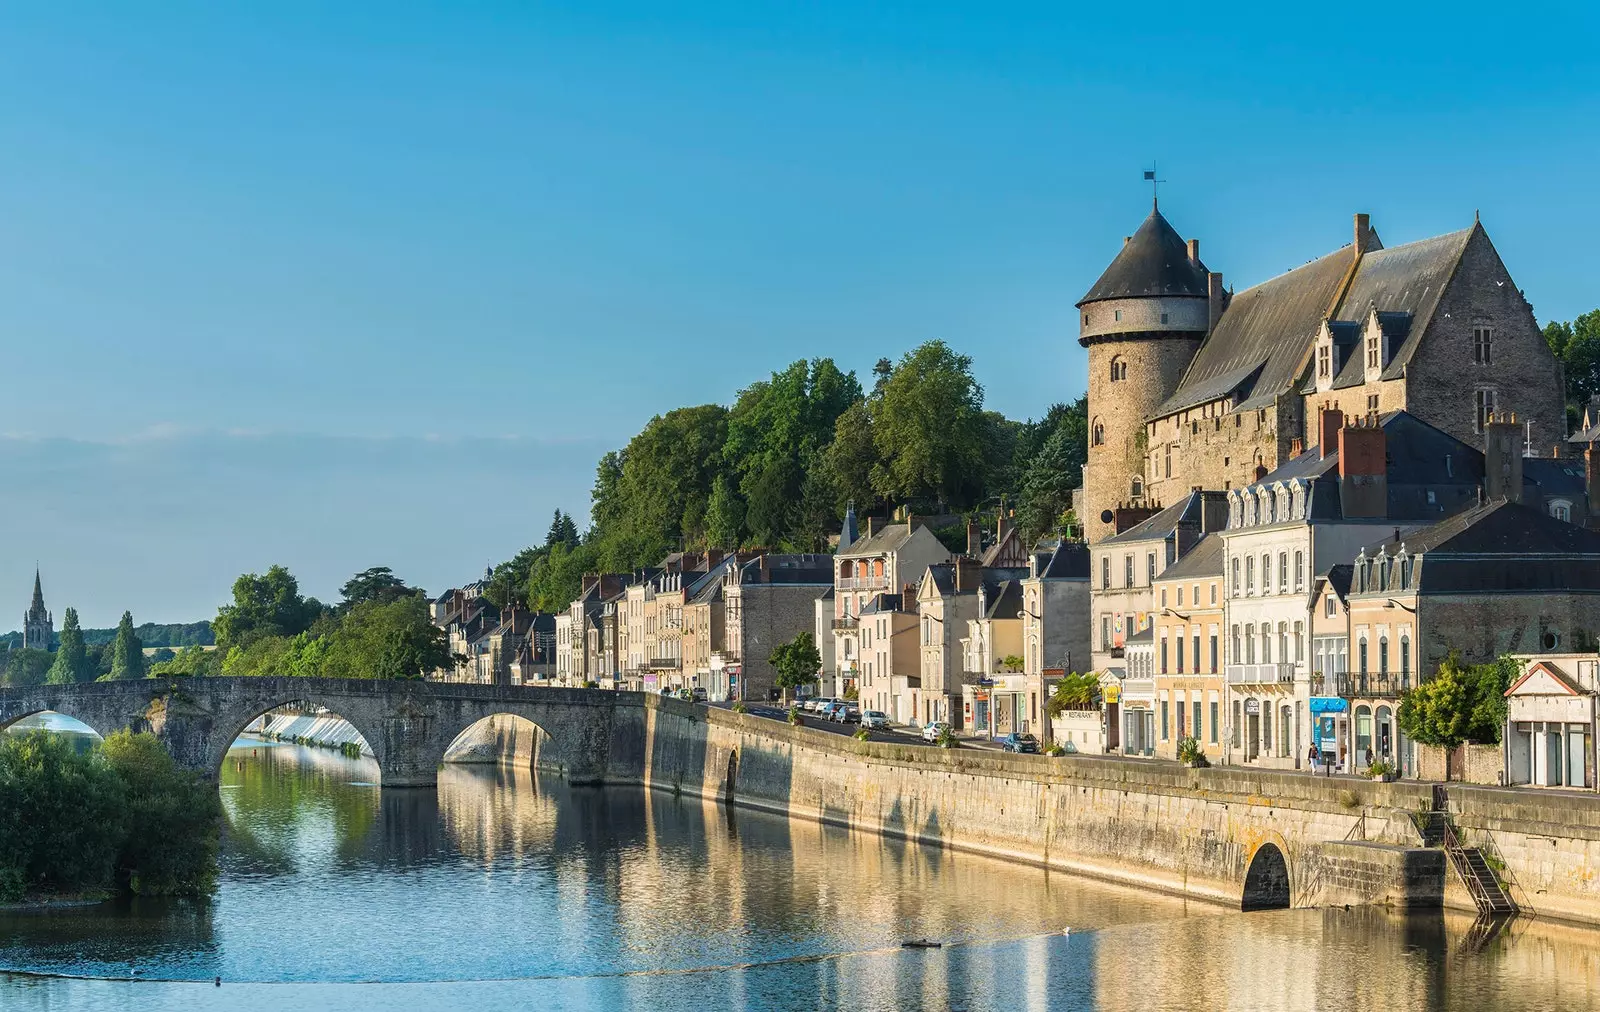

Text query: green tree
(1397, 652), (1516, 749)
(815, 401), (882, 519)
(100, 730), (221, 896)
(545, 509), (580, 549)
(46, 607), (92, 685)
(1015, 402), (1089, 543)
(147, 645), (217, 678)
(105, 612), (145, 681)
(592, 404), (729, 570)
(768, 631), (822, 702)
(0, 731), (126, 901)
(1045, 672), (1102, 716)
(1544, 310), (1600, 428)
(339, 567), (413, 610)
(869, 340), (989, 508)
(321, 594), (452, 680)
(214, 566), (323, 650)
(525, 539), (602, 613)
(704, 474), (745, 549)
(5, 648), (54, 688)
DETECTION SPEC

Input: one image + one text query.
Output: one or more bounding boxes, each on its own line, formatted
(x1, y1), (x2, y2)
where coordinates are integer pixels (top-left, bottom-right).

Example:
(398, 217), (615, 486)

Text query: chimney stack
(1484, 412), (1525, 504)
(1354, 213), (1372, 256)
(1290, 437), (1304, 458)
(902, 583), (917, 612)
(1586, 446), (1600, 527)
(966, 520), (982, 557)
(1187, 238), (1200, 264)
(1208, 272), (1226, 333)
(1318, 403), (1345, 458)
(1337, 415), (1389, 519)
(865, 516), (878, 539)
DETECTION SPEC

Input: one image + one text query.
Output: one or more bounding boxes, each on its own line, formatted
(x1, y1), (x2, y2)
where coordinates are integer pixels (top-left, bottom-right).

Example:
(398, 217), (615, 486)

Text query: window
(1124, 555), (1133, 587)
(1147, 553), (1156, 585)
(1177, 586), (1184, 607)
(1367, 394), (1380, 415)
(1100, 614), (1112, 650)
(1279, 552), (1288, 593)
(1101, 557), (1110, 589)
(1379, 637), (1389, 677)
(1261, 623), (1272, 665)
(1110, 356), (1128, 382)
(1474, 326), (1493, 365)
(1131, 476), (1144, 498)
(1209, 701), (1219, 744)
(1232, 700), (1241, 748)
(1083, 313), (1090, 326)
(1161, 588), (1168, 608)
(1367, 334), (1380, 369)
(1176, 634), (1184, 672)
(1160, 634), (1169, 673)
(1325, 594), (1336, 618)
(1164, 442), (1173, 478)
(1231, 625), (1242, 663)
(1359, 638), (1369, 677)
(1160, 312), (1169, 324)
(1092, 419), (1105, 446)
(1210, 583), (1217, 606)
(1232, 559), (1241, 596)
(1475, 389), (1496, 432)
(1209, 633), (1218, 673)
(1161, 699), (1169, 740)
(1175, 700), (1185, 740)
(1192, 631), (1200, 673)
(1318, 344), (1330, 378)
(1552, 500), (1573, 523)
(1193, 700), (1202, 740)
(1114, 309), (1123, 322)
(1245, 556), (1255, 595)
(1400, 637), (1411, 677)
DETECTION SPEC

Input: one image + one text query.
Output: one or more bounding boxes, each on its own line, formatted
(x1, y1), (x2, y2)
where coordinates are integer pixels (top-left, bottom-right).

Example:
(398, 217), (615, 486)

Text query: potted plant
(935, 725), (960, 749)
(787, 705), (802, 725)
(1177, 736), (1210, 768)
(1367, 760), (1398, 782)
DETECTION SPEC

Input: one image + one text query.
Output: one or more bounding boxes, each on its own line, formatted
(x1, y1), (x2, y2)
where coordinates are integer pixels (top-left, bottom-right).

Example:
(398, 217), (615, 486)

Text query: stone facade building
(1080, 205), (1565, 543)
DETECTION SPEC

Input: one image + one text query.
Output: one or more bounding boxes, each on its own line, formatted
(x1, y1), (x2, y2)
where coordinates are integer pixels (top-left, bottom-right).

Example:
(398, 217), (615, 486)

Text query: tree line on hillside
(0, 620), (214, 652)
(0, 566), (452, 686)
(481, 341), (1087, 617)
(1544, 308), (1600, 430)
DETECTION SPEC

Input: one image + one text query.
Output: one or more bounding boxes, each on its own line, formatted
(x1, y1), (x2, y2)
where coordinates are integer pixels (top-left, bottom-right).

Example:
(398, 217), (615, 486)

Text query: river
(2, 735), (1599, 1010)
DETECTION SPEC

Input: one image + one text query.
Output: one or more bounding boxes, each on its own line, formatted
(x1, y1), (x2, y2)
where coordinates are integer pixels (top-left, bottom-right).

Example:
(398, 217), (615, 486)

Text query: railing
(836, 576), (890, 591)
(1226, 663), (1297, 685)
(831, 616), (859, 631)
(1312, 672), (1413, 697)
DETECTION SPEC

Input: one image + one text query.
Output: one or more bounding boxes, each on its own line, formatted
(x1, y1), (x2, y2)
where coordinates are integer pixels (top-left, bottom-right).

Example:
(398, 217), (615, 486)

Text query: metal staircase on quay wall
(1423, 786), (1517, 918)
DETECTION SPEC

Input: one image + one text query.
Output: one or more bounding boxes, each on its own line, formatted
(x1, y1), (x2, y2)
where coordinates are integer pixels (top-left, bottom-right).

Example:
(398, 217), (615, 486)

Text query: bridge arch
(442, 712), (550, 767)
(0, 706), (110, 742)
(205, 692), (390, 783)
(1242, 840), (1291, 911)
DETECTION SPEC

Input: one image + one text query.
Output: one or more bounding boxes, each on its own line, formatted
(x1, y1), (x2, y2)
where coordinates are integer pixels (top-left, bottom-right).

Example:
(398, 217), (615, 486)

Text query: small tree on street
(769, 632), (822, 704)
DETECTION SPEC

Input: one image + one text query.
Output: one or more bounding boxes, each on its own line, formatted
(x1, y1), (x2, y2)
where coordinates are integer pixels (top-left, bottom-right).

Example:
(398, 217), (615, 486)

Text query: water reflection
(3, 740), (1600, 1010)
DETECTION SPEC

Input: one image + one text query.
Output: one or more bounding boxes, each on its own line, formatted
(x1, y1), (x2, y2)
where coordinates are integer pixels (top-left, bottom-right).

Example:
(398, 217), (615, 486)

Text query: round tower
(1078, 202), (1213, 543)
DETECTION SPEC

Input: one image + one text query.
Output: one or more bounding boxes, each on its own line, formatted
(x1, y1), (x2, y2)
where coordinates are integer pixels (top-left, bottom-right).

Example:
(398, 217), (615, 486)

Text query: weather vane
(1144, 163), (1165, 208)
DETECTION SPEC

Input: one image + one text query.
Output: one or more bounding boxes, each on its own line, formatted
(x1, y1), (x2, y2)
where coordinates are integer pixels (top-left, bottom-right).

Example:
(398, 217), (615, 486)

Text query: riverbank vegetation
(0, 730), (221, 903)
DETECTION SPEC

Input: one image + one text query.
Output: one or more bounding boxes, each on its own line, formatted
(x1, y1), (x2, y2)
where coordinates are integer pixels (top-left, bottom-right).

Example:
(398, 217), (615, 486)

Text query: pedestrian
(1363, 745), (1374, 770)
(1308, 743), (1319, 773)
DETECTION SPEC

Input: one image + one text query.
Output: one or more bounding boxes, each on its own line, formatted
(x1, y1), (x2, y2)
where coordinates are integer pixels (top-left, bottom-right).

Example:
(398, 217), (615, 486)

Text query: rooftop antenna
(1144, 163), (1166, 209)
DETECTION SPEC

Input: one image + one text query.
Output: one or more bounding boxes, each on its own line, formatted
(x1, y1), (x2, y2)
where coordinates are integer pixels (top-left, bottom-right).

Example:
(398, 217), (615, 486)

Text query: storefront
(1505, 659), (1598, 789)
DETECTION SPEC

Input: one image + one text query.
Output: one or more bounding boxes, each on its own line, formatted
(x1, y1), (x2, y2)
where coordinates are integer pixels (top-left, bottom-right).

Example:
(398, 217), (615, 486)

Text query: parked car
(921, 721), (952, 743)
(1000, 733), (1040, 754)
(816, 702), (844, 720)
(690, 687), (708, 703)
(860, 710), (890, 730)
(832, 704), (861, 724)
(658, 687), (673, 696)
(805, 697), (833, 713)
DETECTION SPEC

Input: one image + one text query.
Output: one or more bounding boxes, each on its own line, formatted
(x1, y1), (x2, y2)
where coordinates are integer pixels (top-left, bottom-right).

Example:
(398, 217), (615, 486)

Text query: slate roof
(839, 521), (919, 557)
(1125, 626), (1154, 644)
(1354, 499), (1600, 595)
(1522, 457), (1588, 499)
(982, 580), (1023, 620)
(1158, 223), (1475, 418)
(1320, 564), (1353, 602)
(1157, 533), (1223, 580)
(1029, 539), (1090, 580)
(1100, 490), (1222, 545)
(1078, 205), (1211, 306)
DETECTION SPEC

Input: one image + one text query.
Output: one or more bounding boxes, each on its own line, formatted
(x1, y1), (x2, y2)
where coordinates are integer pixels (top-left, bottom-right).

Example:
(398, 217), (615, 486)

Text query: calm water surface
(2, 738), (1598, 1010)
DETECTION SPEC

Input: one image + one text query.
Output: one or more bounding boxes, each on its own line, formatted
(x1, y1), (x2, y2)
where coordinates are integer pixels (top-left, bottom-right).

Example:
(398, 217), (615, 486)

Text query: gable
(1505, 662), (1584, 698)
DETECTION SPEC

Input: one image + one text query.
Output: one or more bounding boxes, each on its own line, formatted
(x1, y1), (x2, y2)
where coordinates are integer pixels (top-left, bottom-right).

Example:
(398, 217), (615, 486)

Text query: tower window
(1131, 476), (1144, 498)
(1160, 312), (1169, 324)
(1114, 309), (1123, 322)
(1092, 418), (1105, 446)
(1110, 356), (1128, 382)
(1083, 313), (1090, 326)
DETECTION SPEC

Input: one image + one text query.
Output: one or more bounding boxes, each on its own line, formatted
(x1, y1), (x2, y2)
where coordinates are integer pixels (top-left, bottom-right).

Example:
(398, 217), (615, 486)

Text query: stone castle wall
(1143, 398), (1290, 508)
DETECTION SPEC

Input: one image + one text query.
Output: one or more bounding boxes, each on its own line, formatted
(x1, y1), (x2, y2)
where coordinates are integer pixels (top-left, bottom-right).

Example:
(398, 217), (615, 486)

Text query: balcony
(1226, 663), (1297, 686)
(832, 616), (860, 631)
(837, 575), (890, 591)
(649, 658), (680, 671)
(1312, 672), (1412, 698)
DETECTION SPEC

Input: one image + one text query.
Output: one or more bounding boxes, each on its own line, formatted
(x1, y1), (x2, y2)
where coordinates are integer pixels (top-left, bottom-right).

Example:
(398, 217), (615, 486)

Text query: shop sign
(1102, 684), (1121, 705)
(1309, 696), (1347, 714)
(1244, 699), (1261, 715)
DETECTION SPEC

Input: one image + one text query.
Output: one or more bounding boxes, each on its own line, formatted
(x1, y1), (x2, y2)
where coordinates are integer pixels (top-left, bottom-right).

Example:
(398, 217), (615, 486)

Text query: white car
(860, 710), (890, 730)
(805, 697), (832, 712)
(921, 721), (952, 743)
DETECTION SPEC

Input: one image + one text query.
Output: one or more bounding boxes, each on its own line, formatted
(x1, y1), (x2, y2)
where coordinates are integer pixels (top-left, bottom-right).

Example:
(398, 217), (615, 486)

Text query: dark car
(1000, 733), (1040, 754)
(833, 704), (861, 725)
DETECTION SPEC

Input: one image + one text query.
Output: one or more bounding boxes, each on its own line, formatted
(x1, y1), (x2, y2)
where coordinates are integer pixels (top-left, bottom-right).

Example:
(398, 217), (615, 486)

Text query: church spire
(29, 569), (44, 614)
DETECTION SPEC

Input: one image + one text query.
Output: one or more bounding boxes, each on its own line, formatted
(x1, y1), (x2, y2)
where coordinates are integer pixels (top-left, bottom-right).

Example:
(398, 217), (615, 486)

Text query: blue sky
(1, 2), (1596, 625)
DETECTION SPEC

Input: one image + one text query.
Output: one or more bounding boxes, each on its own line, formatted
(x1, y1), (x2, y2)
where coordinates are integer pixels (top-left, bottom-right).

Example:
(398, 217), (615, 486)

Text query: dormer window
(1366, 333), (1380, 369)
(1318, 344), (1330, 378)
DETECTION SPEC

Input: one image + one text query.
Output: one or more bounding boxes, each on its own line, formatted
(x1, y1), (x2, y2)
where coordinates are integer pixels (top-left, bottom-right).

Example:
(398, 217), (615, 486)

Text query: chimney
(1586, 446), (1600, 525)
(902, 583), (917, 612)
(1318, 403), (1345, 458)
(1290, 436), (1304, 458)
(1337, 416), (1388, 519)
(955, 556), (981, 593)
(1199, 491), (1229, 533)
(865, 516), (878, 539)
(997, 511), (1013, 546)
(1354, 213), (1372, 256)
(1187, 238), (1200, 264)
(1207, 272), (1226, 333)
(966, 520), (982, 557)
(1484, 412), (1525, 504)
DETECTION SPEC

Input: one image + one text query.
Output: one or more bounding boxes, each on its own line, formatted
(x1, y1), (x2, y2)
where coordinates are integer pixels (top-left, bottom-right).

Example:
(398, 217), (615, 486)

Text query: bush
(1044, 742), (1066, 757)
(936, 726), (959, 749)
(1365, 760), (1398, 778)
(1176, 736), (1209, 767)
(0, 730), (221, 902)
(583, 680), (599, 689)
(787, 705), (801, 725)
(853, 727), (870, 741)
(732, 701), (748, 714)
(844, 686), (859, 702)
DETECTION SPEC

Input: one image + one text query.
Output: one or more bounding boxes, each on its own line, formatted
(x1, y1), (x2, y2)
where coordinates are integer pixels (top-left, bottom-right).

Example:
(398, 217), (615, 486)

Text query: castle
(23, 569), (52, 650)
(1078, 201), (1565, 542)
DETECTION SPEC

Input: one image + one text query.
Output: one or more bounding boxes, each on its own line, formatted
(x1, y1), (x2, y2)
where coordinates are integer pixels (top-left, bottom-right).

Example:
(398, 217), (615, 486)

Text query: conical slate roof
(1077, 204), (1210, 306)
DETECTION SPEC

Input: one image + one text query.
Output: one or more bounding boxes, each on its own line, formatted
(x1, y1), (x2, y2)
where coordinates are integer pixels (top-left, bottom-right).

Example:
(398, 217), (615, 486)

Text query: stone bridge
(0, 677), (633, 787)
